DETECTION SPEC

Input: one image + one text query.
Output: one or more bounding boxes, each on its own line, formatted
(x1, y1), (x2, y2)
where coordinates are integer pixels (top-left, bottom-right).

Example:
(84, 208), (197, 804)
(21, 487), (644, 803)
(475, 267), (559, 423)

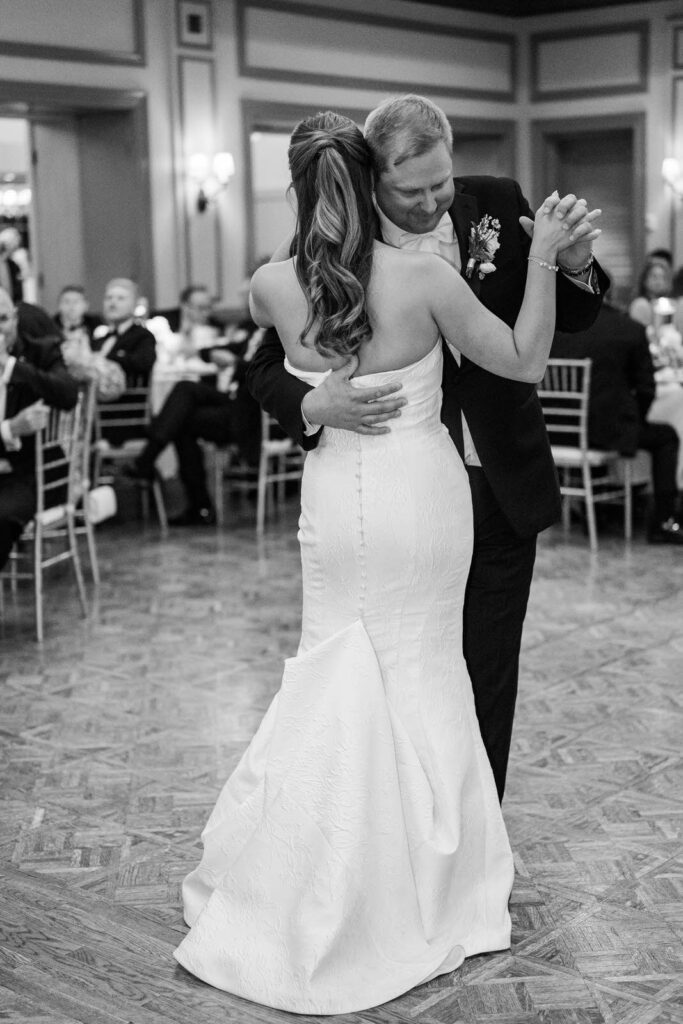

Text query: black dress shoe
(647, 518), (683, 545)
(168, 506), (217, 527)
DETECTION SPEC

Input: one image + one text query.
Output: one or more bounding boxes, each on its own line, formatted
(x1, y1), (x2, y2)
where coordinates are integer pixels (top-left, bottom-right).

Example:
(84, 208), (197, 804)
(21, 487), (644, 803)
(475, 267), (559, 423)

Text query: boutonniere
(466, 215), (501, 280)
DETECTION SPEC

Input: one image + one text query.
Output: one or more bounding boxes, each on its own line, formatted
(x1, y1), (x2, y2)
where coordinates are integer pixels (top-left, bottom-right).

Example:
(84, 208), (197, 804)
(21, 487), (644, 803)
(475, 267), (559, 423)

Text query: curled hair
(288, 111), (377, 358)
(364, 95), (453, 176)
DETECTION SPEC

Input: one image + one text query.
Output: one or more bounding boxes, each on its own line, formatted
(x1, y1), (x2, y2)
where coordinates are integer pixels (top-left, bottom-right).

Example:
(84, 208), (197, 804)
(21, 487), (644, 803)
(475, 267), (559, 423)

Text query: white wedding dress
(174, 342), (514, 1014)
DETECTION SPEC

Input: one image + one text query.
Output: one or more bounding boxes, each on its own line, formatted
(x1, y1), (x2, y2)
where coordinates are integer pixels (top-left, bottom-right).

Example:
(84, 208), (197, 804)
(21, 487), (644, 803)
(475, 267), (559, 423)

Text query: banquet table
(647, 367), (683, 488)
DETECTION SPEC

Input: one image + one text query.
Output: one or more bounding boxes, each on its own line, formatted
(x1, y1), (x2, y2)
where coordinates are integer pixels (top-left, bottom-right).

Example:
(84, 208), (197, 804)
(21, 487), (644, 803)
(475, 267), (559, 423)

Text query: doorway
(532, 114), (645, 305)
(0, 82), (154, 314)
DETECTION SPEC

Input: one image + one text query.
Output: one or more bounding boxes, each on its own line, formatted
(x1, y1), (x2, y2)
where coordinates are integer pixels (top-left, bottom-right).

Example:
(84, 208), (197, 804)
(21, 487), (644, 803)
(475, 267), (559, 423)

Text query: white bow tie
(397, 216), (455, 253)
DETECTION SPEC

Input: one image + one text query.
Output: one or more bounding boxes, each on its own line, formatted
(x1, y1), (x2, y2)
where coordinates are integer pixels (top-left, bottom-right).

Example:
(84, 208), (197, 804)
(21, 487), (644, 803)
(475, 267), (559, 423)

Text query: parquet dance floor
(1, 503), (682, 1024)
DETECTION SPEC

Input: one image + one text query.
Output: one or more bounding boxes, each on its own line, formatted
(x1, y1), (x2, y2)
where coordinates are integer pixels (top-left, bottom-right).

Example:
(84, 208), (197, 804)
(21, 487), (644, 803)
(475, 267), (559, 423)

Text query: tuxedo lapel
(448, 185), (482, 300)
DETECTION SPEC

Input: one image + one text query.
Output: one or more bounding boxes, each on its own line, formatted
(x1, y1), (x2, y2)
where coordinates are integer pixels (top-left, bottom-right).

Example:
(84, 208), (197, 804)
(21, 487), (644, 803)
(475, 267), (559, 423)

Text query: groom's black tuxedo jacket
(246, 175), (608, 538)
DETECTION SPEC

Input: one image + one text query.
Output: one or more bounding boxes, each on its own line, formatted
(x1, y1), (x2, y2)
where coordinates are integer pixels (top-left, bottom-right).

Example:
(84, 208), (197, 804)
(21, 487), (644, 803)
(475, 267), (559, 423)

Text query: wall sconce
(188, 151), (235, 212)
(662, 157), (683, 198)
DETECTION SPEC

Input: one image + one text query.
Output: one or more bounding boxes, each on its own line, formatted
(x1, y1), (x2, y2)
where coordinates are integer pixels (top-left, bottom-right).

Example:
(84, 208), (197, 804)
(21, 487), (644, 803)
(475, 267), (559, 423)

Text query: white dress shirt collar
(375, 203), (455, 250)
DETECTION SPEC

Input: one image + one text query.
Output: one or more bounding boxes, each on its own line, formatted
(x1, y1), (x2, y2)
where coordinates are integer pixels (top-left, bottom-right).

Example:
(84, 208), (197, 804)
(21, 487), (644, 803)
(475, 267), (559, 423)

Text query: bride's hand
(529, 192), (602, 263)
(521, 192), (601, 264)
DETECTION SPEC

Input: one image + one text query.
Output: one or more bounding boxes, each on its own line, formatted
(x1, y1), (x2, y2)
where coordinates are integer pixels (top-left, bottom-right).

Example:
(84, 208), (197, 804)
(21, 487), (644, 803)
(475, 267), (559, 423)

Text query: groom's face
(374, 141), (454, 235)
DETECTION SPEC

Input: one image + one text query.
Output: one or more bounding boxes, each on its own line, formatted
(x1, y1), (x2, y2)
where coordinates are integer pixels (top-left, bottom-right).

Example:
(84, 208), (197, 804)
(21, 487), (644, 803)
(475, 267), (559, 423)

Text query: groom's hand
(302, 355), (406, 435)
(520, 193), (599, 270)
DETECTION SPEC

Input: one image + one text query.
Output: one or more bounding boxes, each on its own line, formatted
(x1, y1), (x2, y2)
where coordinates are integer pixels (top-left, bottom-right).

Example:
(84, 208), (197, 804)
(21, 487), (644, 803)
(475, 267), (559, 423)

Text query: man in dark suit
(54, 284), (103, 344)
(125, 317), (264, 525)
(152, 284), (223, 337)
(247, 95), (607, 801)
(91, 278), (156, 383)
(552, 301), (682, 544)
(0, 286), (79, 570)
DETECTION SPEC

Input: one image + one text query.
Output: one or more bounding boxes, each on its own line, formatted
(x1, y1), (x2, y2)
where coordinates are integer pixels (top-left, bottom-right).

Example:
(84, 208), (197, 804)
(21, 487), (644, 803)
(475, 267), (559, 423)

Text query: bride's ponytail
(289, 112), (377, 357)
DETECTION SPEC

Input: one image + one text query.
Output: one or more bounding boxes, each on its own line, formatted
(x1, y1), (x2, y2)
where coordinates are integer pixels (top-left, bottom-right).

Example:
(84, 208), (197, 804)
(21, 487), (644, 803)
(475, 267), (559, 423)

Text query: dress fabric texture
(174, 343), (514, 1014)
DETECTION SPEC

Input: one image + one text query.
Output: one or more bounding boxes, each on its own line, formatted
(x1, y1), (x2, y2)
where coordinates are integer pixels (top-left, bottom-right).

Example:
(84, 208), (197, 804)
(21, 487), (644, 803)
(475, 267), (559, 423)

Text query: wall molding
(530, 111), (646, 275)
(0, 0), (145, 66)
(177, 55), (222, 294)
(674, 26), (683, 70)
(237, 0), (517, 102)
(530, 21), (649, 102)
(670, 76), (683, 259)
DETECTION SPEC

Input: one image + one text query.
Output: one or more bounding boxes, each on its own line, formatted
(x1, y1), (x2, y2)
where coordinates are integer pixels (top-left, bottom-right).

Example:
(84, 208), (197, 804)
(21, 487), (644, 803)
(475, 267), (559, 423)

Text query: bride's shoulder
(249, 259), (297, 327)
(252, 258), (294, 284)
(372, 243), (452, 289)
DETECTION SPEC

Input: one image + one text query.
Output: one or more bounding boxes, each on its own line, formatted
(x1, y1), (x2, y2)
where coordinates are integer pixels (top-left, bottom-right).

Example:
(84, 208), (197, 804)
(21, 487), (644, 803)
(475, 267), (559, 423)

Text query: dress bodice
(285, 341), (445, 451)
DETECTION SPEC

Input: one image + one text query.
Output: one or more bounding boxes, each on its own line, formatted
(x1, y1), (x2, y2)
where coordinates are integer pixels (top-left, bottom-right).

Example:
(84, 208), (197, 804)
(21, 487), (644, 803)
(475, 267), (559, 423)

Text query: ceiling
(403, 0), (651, 15)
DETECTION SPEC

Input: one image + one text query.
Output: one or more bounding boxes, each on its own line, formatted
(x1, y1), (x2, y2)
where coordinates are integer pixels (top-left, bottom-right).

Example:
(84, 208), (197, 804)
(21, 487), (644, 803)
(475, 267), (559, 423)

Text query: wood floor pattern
(1, 505), (682, 1024)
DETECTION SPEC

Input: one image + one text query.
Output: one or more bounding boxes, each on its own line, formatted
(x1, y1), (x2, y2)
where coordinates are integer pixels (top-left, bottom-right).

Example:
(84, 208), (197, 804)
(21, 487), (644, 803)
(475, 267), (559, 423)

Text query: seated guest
(17, 299), (60, 343)
(153, 284), (222, 340)
(629, 254), (683, 333)
(552, 298), (683, 545)
(54, 285), (123, 400)
(125, 314), (264, 526)
(54, 284), (103, 344)
(92, 278), (156, 383)
(0, 286), (79, 570)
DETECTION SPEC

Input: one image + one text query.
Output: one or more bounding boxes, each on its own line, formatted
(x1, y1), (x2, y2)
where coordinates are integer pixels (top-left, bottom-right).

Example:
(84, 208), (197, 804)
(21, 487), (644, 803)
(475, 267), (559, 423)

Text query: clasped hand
(9, 400), (49, 438)
(521, 191), (601, 267)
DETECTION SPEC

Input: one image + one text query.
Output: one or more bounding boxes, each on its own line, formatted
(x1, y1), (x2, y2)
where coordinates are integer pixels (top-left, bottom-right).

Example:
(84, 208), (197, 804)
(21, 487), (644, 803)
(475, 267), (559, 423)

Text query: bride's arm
(428, 194), (601, 383)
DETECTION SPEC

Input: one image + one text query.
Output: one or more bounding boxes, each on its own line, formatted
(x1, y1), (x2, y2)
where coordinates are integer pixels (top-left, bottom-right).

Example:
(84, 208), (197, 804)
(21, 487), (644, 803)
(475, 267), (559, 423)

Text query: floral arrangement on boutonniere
(466, 215), (501, 280)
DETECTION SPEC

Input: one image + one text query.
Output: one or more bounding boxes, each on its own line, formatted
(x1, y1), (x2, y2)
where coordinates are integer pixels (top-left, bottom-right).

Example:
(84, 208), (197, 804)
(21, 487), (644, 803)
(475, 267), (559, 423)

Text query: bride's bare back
(251, 190), (599, 386)
(251, 241), (444, 376)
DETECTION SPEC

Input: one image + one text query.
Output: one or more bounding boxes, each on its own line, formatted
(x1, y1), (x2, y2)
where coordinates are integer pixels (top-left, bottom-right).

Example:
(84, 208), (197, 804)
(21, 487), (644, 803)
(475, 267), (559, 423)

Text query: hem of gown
(172, 928), (511, 1016)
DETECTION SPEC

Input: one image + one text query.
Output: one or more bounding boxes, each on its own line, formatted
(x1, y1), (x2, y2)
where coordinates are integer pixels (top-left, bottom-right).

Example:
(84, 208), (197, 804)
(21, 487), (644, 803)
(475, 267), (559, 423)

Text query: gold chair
(539, 358), (639, 550)
(1, 396), (88, 641)
(207, 411), (305, 535)
(72, 381), (102, 583)
(94, 378), (168, 534)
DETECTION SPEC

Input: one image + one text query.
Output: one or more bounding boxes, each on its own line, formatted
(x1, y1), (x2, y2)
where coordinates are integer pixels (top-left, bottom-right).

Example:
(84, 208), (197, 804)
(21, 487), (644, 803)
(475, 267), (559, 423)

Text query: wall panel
(178, 56), (221, 296)
(0, 0), (144, 65)
(531, 23), (648, 101)
(239, 0), (516, 100)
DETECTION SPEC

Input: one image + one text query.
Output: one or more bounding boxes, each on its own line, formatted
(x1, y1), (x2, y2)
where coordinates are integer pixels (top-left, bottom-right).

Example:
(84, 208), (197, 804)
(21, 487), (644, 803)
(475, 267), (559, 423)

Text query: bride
(173, 111), (601, 1014)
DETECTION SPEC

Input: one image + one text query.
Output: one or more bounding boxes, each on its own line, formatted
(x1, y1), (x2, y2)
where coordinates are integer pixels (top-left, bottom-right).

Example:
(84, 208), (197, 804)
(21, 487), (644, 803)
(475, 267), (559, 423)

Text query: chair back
(74, 380), (98, 494)
(36, 395), (83, 515)
(538, 358), (591, 452)
(96, 375), (150, 439)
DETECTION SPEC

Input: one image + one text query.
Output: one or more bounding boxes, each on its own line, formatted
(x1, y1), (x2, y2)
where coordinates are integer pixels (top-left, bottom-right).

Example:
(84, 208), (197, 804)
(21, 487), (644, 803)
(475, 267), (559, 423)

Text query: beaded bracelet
(557, 253), (594, 277)
(528, 255), (558, 273)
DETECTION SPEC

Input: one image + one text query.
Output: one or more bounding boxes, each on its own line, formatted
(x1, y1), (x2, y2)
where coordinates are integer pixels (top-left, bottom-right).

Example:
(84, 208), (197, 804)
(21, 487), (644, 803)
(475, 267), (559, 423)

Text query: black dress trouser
(147, 381), (261, 511)
(463, 467), (537, 802)
(638, 421), (679, 523)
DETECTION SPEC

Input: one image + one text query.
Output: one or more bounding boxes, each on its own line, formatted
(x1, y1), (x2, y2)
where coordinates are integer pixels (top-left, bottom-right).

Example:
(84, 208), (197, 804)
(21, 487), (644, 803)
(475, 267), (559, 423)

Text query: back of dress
(174, 340), (514, 1015)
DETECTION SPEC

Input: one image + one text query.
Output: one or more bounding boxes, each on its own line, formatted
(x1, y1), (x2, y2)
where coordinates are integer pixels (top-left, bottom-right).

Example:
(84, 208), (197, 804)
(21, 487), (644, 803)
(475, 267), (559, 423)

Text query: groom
(247, 94), (608, 801)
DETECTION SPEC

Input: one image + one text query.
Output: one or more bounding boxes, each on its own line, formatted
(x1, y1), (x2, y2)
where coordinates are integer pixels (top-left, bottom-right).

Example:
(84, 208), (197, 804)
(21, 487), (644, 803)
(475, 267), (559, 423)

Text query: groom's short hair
(364, 95), (453, 175)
